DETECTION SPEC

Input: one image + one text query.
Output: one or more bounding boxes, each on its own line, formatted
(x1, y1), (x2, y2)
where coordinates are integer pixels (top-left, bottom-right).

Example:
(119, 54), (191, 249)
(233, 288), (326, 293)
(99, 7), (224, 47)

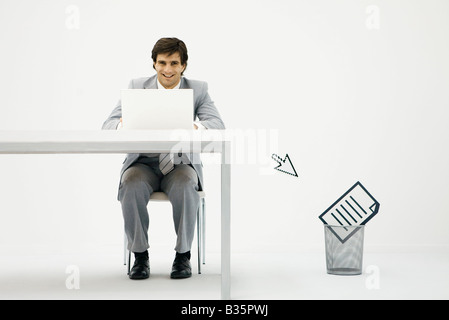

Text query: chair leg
(197, 203), (202, 274)
(124, 232), (128, 265)
(202, 198), (206, 265)
(124, 230), (132, 275)
(127, 250), (131, 275)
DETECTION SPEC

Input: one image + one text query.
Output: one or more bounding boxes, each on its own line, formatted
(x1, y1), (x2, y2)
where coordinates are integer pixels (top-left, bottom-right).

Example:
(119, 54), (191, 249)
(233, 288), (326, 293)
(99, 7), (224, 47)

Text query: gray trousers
(118, 156), (200, 254)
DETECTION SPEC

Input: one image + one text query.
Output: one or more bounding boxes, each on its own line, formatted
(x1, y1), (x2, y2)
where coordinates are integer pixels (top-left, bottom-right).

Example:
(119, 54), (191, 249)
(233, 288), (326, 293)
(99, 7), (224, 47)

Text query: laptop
(120, 89), (194, 130)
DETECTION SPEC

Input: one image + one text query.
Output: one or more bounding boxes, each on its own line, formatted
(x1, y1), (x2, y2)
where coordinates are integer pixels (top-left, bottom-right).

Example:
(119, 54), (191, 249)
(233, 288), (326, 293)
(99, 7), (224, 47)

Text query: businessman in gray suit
(102, 38), (225, 280)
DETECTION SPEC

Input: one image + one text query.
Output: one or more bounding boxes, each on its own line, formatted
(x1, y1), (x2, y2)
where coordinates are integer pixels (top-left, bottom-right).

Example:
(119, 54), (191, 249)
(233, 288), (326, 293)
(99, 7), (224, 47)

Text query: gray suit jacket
(102, 75), (225, 195)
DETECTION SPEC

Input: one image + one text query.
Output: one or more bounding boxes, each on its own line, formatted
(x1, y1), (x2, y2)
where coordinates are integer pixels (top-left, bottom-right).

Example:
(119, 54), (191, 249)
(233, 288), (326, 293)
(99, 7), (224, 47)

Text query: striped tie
(159, 153), (175, 175)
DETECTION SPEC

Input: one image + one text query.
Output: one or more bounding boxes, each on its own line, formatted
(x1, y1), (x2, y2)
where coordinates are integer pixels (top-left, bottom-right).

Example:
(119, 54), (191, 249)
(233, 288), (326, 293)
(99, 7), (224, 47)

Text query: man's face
(153, 52), (186, 89)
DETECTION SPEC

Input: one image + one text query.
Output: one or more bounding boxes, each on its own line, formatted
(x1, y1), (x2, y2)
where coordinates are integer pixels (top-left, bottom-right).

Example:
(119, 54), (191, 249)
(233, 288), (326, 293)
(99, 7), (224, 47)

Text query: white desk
(0, 129), (231, 300)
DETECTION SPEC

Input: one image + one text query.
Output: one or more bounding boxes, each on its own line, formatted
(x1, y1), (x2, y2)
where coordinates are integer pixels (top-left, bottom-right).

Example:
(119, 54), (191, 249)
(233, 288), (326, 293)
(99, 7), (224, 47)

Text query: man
(102, 38), (225, 279)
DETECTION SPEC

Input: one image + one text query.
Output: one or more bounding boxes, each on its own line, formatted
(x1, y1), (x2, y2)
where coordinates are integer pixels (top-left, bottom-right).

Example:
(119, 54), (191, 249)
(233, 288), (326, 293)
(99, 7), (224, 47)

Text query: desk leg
(221, 142), (231, 300)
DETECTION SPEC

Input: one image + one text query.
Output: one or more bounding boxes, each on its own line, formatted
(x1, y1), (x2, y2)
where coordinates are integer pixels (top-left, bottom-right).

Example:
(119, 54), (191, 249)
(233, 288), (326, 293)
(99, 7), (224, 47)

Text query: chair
(124, 191), (206, 274)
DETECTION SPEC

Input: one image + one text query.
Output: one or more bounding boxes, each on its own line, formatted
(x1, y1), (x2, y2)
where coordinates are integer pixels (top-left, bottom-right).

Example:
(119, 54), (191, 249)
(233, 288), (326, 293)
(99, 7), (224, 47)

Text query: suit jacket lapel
(143, 75), (158, 89)
(180, 77), (187, 89)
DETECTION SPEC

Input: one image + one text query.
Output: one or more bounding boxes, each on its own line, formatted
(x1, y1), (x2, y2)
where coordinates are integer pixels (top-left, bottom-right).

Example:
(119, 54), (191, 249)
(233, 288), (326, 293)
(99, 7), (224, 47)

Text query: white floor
(0, 245), (448, 300)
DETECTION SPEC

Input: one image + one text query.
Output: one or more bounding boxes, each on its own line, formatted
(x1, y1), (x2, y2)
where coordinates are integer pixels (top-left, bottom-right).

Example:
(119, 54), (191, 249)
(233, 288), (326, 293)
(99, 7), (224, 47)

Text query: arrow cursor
(272, 153), (298, 177)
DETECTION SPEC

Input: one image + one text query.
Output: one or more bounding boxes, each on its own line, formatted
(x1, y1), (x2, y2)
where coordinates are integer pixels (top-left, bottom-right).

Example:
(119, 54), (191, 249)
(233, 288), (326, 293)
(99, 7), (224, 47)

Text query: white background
(0, 0), (448, 265)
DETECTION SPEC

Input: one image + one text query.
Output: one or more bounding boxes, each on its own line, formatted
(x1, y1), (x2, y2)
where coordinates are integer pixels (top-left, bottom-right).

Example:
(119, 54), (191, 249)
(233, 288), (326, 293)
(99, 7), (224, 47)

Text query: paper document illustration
(319, 181), (380, 243)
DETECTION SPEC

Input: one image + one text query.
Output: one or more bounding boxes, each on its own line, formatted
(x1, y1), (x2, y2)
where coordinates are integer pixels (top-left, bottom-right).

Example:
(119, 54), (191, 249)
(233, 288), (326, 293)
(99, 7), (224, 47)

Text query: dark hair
(152, 37), (188, 75)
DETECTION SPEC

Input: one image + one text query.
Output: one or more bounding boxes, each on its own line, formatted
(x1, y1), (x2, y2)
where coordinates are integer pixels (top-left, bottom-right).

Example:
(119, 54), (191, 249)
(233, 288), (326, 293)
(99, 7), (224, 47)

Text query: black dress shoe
(170, 253), (192, 279)
(129, 256), (150, 280)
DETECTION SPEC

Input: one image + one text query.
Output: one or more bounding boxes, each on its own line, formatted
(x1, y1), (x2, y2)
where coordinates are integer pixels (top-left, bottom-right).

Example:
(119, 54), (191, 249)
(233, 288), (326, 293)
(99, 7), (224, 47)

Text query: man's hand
(116, 118), (123, 130)
(193, 123), (198, 130)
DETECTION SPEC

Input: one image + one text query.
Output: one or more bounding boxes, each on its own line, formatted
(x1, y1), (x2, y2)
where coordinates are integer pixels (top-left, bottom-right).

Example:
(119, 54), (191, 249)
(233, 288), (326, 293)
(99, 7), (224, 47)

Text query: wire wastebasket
(324, 224), (364, 275)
